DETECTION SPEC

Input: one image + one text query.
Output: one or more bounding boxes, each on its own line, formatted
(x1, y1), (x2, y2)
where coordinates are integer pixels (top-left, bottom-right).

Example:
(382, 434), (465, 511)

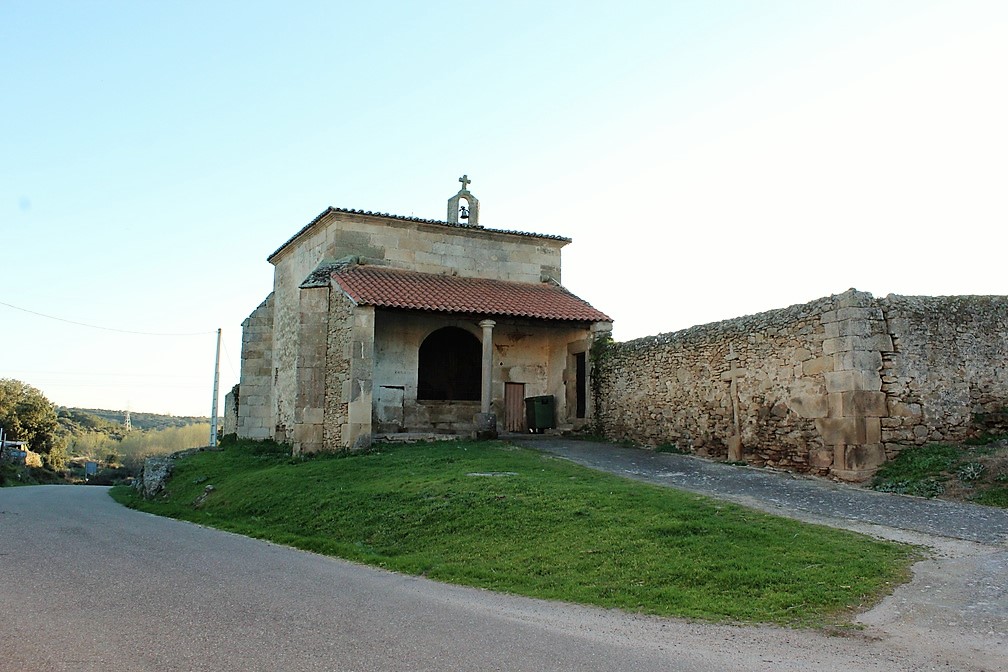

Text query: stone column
(479, 320), (495, 413)
(475, 320), (498, 439)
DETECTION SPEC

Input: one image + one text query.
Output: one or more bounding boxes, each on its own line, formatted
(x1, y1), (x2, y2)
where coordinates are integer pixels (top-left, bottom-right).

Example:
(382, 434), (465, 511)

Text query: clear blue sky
(2, 1), (1005, 416)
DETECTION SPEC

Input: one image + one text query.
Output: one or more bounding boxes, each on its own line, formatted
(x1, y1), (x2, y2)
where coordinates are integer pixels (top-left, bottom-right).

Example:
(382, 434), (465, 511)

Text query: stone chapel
(234, 178), (613, 453)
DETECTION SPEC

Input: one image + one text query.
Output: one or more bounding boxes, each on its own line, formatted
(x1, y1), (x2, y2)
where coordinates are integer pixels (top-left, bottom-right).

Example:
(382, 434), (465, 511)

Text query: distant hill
(57, 408), (126, 440)
(60, 408), (214, 433)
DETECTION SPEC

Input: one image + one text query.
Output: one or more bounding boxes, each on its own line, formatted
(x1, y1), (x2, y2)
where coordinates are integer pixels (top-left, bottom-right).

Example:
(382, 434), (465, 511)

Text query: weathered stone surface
(727, 435), (743, 461)
(801, 356), (833, 376)
(192, 484), (215, 509)
(236, 294), (275, 441)
(786, 389), (829, 419)
(832, 390), (888, 417)
(598, 289), (1008, 481)
(473, 412), (498, 440)
(837, 443), (887, 476)
(137, 456), (173, 499)
(809, 447), (833, 468)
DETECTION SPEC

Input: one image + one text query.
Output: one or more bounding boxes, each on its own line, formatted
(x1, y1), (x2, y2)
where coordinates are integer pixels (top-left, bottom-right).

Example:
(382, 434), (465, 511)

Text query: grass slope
(112, 440), (916, 627)
(871, 440), (1008, 506)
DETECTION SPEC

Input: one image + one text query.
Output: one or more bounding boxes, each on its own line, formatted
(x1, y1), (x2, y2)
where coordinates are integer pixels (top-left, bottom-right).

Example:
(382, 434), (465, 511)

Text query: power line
(0, 299), (215, 337)
(221, 340), (240, 379)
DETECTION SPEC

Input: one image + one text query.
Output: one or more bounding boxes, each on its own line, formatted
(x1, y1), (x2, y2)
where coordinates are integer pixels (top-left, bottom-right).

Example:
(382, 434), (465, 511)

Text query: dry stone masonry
(596, 289), (1008, 481)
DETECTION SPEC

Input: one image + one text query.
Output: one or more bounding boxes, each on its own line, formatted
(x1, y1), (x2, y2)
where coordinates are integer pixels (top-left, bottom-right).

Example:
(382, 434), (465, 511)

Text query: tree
(0, 378), (66, 469)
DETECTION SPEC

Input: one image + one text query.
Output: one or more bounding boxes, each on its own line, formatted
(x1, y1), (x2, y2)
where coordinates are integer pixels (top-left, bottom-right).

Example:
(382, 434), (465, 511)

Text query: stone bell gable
(237, 178), (613, 452)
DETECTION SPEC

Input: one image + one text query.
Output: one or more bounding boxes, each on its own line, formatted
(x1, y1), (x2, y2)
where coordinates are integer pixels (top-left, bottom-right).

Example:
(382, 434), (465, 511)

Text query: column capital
(478, 319), (496, 329)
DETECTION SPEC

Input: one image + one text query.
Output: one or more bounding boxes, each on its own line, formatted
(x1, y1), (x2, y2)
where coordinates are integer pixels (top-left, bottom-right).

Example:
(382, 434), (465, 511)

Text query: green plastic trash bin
(525, 395), (555, 433)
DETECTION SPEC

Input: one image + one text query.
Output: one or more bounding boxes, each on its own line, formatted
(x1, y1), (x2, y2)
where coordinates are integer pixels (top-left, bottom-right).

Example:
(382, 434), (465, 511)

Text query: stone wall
(222, 384), (238, 436)
(322, 290), (354, 452)
(598, 294), (836, 473)
(596, 290), (1008, 480)
(880, 295), (1008, 451)
(236, 294), (274, 440)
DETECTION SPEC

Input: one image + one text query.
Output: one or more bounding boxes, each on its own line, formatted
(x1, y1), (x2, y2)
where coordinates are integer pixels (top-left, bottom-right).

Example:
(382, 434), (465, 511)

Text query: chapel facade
(234, 178), (612, 453)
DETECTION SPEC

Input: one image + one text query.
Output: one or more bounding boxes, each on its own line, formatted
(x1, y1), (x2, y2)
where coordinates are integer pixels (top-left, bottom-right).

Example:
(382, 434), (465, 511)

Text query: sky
(2, 1), (1006, 417)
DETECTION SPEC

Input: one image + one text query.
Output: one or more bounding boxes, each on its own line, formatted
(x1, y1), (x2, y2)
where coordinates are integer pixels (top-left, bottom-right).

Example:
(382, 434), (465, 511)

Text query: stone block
(833, 350), (883, 372)
(816, 418), (857, 445)
(824, 334), (894, 355)
(293, 423), (323, 444)
(822, 337), (853, 355)
(348, 423), (373, 451)
(727, 435), (743, 461)
(815, 417), (879, 445)
(302, 407), (324, 425)
(841, 443), (886, 472)
(829, 390), (887, 418)
(809, 447), (833, 468)
(888, 400), (922, 418)
(473, 412), (498, 440)
(837, 319), (879, 337)
(802, 356), (833, 376)
(825, 370), (862, 393)
(866, 334), (895, 352)
(787, 392), (828, 419)
(836, 306), (883, 321)
(842, 389), (888, 417)
(864, 417), (882, 443)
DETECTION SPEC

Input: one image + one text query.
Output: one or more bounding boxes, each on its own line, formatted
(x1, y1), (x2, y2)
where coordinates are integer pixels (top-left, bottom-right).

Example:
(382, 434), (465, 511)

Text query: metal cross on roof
(458, 174), (471, 191)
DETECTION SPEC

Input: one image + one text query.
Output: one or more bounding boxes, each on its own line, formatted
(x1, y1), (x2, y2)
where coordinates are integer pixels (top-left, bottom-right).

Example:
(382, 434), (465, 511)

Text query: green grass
(111, 439), (916, 627)
(871, 442), (1008, 506)
(0, 461), (65, 486)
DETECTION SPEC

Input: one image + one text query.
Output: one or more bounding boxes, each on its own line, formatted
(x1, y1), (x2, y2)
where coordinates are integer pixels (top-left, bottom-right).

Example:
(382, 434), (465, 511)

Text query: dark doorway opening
(417, 327), (481, 401)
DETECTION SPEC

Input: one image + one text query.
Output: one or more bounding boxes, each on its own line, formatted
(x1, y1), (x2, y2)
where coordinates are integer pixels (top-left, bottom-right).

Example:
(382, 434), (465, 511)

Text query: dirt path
(523, 438), (1008, 670)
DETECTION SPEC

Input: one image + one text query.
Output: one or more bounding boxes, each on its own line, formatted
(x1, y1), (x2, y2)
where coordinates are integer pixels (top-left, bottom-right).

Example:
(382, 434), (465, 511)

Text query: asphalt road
(0, 485), (993, 671)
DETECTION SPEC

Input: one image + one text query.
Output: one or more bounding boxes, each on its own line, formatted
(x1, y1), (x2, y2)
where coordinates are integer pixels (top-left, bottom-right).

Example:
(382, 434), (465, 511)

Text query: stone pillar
(475, 319), (498, 439)
(814, 290), (892, 481)
(346, 306), (376, 451)
(294, 286), (329, 455)
(479, 320), (495, 413)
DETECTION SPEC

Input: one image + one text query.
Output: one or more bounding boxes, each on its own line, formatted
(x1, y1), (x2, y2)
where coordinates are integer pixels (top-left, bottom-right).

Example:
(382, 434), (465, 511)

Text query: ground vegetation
(111, 438), (916, 628)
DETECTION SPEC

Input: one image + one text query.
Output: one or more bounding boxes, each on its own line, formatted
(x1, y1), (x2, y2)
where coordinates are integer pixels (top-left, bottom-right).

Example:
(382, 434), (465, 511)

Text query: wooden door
(504, 382), (526, 433)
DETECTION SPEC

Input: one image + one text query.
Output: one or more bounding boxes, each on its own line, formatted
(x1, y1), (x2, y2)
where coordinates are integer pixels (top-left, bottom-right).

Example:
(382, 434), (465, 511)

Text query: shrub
(957, 462), (985, 482)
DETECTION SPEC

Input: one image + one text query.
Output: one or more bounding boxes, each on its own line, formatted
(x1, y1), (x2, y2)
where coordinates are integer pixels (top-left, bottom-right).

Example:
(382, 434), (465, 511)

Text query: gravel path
(519, 438), (1008, 544)
(519, 437), (1008, 671)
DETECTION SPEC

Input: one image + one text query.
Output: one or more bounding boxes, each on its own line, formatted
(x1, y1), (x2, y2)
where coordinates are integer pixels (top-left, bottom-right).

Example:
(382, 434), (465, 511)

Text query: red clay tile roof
(332, 266), (612, 323)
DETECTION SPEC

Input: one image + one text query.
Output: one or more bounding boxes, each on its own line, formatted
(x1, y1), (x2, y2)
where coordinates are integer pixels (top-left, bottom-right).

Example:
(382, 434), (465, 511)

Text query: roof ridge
(268, 206), (572, 262)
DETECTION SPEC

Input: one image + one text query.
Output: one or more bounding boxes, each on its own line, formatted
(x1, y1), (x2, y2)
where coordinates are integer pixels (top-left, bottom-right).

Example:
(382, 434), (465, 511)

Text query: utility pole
(210, 328), (221, 449)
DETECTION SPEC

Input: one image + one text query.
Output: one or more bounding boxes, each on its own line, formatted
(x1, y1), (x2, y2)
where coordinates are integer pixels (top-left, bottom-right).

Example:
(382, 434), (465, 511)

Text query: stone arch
(447, 188), (480, 226)
(417, 326), (481, 401)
